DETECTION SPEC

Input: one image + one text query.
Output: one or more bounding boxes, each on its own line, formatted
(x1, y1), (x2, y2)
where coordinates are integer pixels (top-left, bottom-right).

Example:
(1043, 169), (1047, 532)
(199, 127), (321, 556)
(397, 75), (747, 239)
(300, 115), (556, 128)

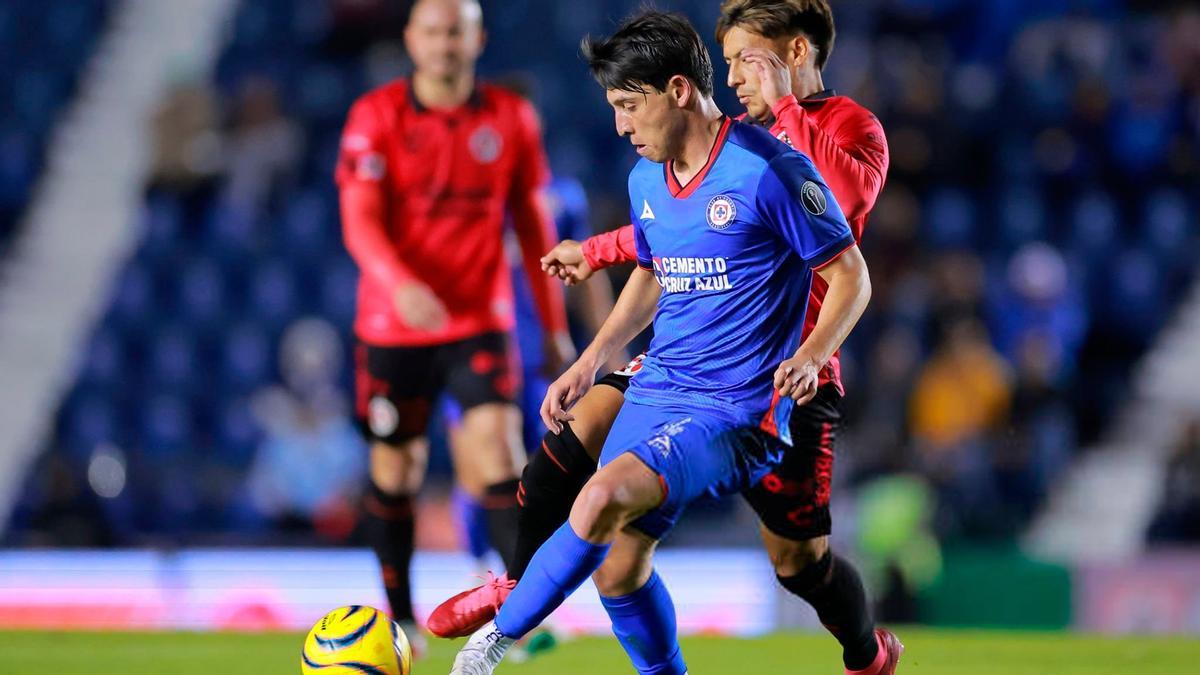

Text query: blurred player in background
(454, 171), (624, 576)
(452, 9), (874, 673)
(335, 0), (572, 642)
(432, 1), (899, 674)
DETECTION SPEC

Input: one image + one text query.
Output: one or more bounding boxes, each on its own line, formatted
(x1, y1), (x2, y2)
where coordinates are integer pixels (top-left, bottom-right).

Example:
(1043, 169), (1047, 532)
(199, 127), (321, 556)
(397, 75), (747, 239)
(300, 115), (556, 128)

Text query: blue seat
(220, 322), (272, 392)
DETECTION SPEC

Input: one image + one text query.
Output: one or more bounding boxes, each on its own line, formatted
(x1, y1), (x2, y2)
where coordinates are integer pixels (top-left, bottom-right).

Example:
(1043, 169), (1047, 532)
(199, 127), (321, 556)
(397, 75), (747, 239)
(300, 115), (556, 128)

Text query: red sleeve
(508, 99), (567, 334)
(337, 96), (417, 291)
(581, 225), (638, 270)
(771, 95), (889, 241)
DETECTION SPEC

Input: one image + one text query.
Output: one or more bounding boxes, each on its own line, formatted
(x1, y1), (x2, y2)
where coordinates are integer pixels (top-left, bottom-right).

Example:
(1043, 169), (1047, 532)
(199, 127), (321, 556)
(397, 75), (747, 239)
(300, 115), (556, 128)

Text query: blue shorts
(599, 401), (785, 540)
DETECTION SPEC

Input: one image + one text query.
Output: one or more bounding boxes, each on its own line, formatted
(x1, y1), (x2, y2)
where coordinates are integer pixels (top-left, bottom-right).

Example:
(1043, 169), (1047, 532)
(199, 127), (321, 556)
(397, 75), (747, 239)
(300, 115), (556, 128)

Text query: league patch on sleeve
(800, 181), (827, 216)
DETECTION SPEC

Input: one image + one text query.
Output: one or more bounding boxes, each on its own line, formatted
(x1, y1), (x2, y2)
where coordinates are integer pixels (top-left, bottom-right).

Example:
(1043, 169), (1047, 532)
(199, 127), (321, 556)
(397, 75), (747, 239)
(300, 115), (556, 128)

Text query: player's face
(605, 87), (684, 164)
(722, 26), (790, 122)
(404, 0), (484, 81)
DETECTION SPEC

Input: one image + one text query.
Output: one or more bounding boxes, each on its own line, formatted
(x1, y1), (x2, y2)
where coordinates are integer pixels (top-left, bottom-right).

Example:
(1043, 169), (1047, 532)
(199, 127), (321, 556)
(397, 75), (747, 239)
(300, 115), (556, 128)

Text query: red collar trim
(664, 116), (732, 199)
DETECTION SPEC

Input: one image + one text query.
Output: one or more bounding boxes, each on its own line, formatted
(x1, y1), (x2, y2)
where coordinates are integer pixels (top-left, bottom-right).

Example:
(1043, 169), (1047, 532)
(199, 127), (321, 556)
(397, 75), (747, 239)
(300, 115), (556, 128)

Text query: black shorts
(354, 331), (519, 445)
(742, 383), (842, 540)
(598, 355), (841, 541)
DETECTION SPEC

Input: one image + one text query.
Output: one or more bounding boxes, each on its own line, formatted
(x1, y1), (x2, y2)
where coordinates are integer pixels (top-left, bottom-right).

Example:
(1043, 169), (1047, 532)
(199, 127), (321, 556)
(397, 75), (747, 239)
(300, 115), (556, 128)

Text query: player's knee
(570, 480), (626, 540)
(769, 535), (829, 578)
(369, 442), (424, 495)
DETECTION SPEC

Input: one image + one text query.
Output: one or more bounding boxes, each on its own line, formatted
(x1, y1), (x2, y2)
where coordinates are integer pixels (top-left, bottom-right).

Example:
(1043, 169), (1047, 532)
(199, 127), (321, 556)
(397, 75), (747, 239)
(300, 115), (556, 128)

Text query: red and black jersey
(580, 90), (889, 393)
(337, 79), (566, 347)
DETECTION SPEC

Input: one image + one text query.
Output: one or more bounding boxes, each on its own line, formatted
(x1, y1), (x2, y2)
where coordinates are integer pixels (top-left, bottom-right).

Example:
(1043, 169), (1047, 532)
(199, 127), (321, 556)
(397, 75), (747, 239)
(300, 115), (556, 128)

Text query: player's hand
(542, 330), (577, 378)
(742, 47), (792, 109)
(540, 239), (594, 286)
(393, 281), (449, 331)
(541, 358), (597, 434)
(774, 354), (821, 405)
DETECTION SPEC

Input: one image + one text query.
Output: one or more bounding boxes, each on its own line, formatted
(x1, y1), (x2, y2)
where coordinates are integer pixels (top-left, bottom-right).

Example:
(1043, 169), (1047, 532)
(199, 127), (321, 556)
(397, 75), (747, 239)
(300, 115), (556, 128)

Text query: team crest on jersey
(776, 130), (794, 148)
(469, 124), (502, 163)
(706, 194), (737, 230)
(355, 152), (386, 181)
(800, 181), (827, 216)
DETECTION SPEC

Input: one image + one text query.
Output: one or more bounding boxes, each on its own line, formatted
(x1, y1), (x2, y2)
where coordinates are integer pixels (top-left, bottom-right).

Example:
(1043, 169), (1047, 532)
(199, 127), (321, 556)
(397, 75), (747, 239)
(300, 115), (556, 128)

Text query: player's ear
(790, 35), (809, 68)
(667, 74), (691, 109)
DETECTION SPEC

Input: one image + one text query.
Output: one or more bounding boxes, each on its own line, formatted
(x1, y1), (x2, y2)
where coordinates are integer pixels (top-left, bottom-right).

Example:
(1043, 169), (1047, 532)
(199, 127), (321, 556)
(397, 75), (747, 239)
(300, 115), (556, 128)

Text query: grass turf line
(0, 629), (1196, 674)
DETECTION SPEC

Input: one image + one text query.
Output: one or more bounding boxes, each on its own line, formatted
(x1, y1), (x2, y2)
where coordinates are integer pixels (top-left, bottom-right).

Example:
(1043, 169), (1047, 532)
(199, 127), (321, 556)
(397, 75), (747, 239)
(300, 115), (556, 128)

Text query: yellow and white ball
(301, 606), (413, 675)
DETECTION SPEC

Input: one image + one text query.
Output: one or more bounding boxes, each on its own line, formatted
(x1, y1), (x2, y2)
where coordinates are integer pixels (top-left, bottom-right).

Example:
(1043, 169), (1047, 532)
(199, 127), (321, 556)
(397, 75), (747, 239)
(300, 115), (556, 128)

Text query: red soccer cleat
(427, 572), (516, 638)
(874, 628), (905, 675)
(847, 628), (904, 675)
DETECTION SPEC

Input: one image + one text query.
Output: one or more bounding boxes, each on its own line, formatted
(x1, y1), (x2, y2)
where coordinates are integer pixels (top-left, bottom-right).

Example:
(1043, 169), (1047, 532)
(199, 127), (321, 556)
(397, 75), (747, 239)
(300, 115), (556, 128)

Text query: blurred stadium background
(0, 0), (1198, 667)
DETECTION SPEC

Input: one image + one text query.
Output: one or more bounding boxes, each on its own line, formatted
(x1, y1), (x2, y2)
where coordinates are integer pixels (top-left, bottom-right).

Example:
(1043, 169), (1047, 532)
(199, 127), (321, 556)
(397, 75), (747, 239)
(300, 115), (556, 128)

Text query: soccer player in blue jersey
(450, 10), (872, 675)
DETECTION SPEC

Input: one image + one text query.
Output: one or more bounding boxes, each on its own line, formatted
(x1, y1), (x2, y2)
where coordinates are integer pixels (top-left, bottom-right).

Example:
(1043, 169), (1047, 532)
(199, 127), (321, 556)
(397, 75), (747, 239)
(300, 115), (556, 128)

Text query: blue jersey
(627, 117), (854, 443)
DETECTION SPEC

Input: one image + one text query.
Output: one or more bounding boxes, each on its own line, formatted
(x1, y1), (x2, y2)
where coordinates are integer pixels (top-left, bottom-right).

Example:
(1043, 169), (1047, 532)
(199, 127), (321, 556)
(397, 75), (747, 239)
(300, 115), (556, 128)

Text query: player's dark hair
(715, 0), (836, 71)
(581, 10), (714, 97)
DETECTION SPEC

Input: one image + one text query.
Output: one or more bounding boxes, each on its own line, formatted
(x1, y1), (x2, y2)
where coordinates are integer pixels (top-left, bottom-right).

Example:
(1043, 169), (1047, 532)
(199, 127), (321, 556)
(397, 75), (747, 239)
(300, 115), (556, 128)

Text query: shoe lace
(459, 572), (516, 612)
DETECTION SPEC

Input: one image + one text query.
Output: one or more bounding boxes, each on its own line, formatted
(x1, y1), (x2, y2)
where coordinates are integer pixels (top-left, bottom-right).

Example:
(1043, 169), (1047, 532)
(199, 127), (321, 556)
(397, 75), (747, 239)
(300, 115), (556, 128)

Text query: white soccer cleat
(449, 620), (515, 675)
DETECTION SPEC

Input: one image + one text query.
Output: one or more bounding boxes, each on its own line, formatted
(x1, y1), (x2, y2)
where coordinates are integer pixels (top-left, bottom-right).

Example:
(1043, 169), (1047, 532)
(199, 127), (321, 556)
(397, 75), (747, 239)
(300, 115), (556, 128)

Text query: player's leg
(429, 361), (637, 639)
(444, 332), (530, 570)
(744, 384), (901, 674)
(593, 529), (687, 675)
(510, 376), (627, 578)
(355, 344), (438, 626)
(452, 406), (778, 673)
(449, 449), (664, 674)
(493, 450), (665, 638)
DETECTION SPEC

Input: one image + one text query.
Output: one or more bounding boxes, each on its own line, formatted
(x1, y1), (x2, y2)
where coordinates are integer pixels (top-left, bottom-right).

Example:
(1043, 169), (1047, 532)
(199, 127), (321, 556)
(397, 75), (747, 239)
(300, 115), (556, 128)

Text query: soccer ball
(301, 606), (413, 674)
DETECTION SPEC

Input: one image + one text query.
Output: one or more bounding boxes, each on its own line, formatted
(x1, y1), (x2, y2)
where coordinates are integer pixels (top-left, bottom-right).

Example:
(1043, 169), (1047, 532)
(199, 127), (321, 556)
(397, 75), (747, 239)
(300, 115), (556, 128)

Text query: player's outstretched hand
(393, 281), (449, 331)
(741, 47), (792, 110)
(774, 355), (820, 405)
(540, 239), (594, 286)
(541, 360), (595, 434)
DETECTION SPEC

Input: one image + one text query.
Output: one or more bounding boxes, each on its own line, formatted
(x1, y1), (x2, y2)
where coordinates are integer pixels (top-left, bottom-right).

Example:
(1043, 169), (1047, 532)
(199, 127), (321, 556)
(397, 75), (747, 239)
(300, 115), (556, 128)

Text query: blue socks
(601, 571), (687, 675)
(494, 522), (610, 638)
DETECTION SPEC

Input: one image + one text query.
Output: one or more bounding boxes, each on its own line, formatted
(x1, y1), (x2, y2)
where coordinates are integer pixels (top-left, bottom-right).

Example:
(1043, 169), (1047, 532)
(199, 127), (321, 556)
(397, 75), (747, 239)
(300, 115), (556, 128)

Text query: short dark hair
(581, 10), (714, 97)
(715, 0), (836, 71)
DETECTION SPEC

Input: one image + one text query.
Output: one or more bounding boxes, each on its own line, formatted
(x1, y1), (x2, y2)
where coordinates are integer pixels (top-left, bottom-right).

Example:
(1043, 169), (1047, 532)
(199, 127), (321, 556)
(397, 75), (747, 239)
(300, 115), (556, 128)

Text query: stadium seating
(6, 0), (1197, 544)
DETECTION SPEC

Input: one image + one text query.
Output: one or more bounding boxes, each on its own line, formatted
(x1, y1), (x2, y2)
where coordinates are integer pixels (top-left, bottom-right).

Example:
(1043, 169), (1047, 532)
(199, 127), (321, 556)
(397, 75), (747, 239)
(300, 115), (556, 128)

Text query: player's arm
(743, 48), (889, 233)
(337, 98), (447, 330)
(541, 225), (638, 286)
(757, 153), (871, 405)
(508, 100), (573, 370)
(777, 246), (870, 401)
(542, 215), (659, 432)
(541, 266), (660, 432)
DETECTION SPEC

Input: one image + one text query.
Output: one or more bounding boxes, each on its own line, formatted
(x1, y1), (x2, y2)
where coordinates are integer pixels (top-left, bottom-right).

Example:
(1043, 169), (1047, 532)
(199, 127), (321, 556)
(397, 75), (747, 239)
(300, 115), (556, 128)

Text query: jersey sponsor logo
(368, 396), (400, 437)
(651, 256), (733, 294)
(706, 194), (736, 230)
(640, 199), (655, 220)
(468, 124), (503, 164)
(800, 181), (827, 216)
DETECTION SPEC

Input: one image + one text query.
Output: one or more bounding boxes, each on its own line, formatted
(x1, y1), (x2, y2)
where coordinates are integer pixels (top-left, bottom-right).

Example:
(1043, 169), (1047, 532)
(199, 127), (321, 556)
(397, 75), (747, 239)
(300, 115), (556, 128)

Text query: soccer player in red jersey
(336, 0), (572, 642)
(431, 2), (901, 673)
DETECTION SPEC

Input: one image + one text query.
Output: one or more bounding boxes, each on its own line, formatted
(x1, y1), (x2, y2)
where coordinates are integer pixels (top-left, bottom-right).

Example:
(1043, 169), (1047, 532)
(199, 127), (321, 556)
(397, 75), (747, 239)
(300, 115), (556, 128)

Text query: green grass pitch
(0, 628), (1196, 674)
